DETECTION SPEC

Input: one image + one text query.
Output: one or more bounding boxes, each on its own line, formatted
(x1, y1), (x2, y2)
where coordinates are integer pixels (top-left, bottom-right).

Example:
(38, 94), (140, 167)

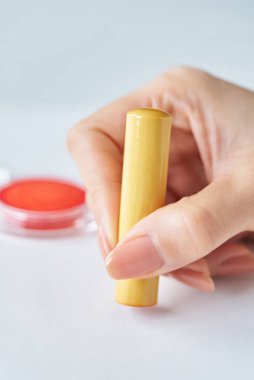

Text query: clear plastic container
(0, 177), (96, 238)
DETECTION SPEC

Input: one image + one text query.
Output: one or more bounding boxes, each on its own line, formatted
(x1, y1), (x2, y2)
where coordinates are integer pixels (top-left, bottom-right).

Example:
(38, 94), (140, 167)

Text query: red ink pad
(0, 178), (91, 237)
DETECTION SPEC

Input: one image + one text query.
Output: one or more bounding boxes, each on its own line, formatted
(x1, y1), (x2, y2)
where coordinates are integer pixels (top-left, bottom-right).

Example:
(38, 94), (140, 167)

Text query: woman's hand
(68, 67), (254, 292)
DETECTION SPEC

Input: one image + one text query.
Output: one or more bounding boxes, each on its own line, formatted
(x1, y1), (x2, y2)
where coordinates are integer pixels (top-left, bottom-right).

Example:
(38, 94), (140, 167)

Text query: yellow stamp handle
(115, 108), (172, 307)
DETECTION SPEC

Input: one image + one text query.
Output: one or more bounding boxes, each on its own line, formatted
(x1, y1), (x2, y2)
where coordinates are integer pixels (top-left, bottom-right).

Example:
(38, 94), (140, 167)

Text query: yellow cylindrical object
(115, 108), (172, 307)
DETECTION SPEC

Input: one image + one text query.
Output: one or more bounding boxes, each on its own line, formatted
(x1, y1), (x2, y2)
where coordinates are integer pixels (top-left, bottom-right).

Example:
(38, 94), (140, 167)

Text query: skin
(68, 67), (254, 292)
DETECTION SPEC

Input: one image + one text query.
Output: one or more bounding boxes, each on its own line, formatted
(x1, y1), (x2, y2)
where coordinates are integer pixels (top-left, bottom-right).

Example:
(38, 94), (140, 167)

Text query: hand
(68, 67), (254, 292)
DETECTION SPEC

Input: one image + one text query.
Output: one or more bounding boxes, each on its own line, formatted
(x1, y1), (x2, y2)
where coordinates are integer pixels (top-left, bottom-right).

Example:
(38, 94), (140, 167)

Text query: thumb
(105, 175), (251, 279)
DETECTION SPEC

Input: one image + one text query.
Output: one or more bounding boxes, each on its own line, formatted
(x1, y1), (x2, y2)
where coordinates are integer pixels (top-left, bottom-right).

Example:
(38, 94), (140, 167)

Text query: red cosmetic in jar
(0, 177), (95, 237)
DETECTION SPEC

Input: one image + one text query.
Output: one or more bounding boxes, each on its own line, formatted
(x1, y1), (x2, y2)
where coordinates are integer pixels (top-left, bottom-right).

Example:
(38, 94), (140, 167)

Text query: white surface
(0, 231), (254, 380)
(0, 106), (254, 380)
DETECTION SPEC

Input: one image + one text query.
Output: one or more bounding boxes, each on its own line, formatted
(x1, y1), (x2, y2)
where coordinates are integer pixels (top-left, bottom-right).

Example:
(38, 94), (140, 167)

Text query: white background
(1, 0), (254, 104)
(1, 0), (254, 379)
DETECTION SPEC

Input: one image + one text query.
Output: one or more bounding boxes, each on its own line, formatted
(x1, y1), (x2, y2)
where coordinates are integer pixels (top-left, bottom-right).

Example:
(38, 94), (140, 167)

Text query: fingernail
(97, 226), (112, 259)
(218, 255), (254, 276)
(105, 235), (164, 279)
(187, 260), (210, 275)
(173, 269), (215, 292)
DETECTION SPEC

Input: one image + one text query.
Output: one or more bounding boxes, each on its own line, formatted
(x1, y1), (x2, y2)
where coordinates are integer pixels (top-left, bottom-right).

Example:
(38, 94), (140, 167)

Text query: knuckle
(66, 122), (86, 154)
(66, 124), (79, 154)
(178, 196), (220, 256)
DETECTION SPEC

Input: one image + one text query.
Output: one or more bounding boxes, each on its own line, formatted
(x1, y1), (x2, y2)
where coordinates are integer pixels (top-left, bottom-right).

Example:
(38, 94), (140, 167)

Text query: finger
(67, 73), (187, 246)
(183, 258), (210, 274)
(72, 98), (157, 246)
(105, 175), (251, 279)
(171, 269), (215, 292)
(68, 125), (123, 246)
(217, 255), (254, 276)
(167, 258), (214, 292)
(206, 242), (254, 276)
(170, 243), (254, 292)
(137, 256), (210, 281)
(67, 95), (141, 245)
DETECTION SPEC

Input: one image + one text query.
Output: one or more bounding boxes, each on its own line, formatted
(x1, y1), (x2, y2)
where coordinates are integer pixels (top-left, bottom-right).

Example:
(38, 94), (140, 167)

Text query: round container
(0, 177), (96, 237)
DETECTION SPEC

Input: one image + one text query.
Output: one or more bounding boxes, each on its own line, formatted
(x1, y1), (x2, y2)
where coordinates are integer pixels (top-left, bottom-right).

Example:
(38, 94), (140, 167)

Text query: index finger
(67, 95), (142, 246)
(67, 71), (187, 246)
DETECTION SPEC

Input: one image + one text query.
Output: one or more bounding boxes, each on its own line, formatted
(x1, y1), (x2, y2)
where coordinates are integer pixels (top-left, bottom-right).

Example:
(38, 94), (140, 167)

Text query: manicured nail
(97, 226), (111, 259)
(105, 235), (164, 279)
(218, 255), (254, 276)
(173, 268), (215, 292)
